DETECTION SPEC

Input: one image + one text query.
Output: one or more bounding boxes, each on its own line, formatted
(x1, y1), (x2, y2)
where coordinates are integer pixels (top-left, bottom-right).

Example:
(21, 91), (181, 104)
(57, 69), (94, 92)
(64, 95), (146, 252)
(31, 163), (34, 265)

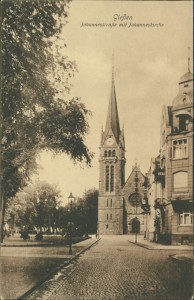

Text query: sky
(32, 0), (193, 204)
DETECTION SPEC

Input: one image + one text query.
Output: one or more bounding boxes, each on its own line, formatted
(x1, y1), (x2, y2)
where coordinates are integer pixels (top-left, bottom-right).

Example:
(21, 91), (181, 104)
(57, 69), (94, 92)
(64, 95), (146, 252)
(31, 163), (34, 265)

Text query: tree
(1, 0), (93, 242)
(71, 189), (98, 235)
(82, 188), (98, 234)
(5, 181), (62, 234)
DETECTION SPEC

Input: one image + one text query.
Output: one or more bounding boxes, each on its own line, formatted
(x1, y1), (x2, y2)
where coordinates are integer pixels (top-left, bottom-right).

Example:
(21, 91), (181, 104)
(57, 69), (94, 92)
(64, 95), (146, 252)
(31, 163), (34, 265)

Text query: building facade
(158, 69), (193, 244)
(145, 68), (193, 245)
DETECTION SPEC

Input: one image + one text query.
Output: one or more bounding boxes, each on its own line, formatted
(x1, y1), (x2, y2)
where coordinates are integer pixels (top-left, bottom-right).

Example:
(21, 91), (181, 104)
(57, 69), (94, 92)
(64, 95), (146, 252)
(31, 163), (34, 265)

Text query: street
(26, 235), (189, 300)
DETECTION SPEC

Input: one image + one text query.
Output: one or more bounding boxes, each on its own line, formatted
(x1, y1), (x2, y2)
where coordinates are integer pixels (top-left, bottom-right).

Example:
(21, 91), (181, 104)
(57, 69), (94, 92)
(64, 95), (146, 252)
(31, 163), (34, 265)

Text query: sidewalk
(128, 235), (193, 270)
(128, 235), (193, 251)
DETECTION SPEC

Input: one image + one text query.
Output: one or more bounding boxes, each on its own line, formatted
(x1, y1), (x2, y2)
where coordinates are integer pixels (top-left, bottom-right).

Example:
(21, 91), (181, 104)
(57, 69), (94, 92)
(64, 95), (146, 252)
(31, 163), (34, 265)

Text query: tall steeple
(104, 74), (121, 143)
(98, 58), (125, 235)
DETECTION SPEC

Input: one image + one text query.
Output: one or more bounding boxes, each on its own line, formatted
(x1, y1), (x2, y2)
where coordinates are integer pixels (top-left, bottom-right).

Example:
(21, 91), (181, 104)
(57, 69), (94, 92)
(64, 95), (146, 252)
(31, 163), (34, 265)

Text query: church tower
(98, 74), (125, 235)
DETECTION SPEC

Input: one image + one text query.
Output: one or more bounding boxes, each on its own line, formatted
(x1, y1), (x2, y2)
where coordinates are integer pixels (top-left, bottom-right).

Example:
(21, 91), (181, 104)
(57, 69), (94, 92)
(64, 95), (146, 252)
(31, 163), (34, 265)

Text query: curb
(128, 240), (154, 250)
(69, 238), (100, 263)
(169, 254), (193, 264)
(18, 238), (100, 300)
(129, 240), (193, 251)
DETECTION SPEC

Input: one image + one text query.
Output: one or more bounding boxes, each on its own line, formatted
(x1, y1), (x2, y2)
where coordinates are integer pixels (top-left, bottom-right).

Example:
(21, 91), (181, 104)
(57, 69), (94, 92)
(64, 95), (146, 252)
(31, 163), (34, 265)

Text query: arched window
(110, 199), (112, 207)
(108, 150), (112, 157)
(106, 166), (109, 192)
(107, 199), (109, 207)
(110, 166), (114, 192)
(104, 150), (107, 157)
(173, 171), (188, 192)
(112, 150), (116, 157)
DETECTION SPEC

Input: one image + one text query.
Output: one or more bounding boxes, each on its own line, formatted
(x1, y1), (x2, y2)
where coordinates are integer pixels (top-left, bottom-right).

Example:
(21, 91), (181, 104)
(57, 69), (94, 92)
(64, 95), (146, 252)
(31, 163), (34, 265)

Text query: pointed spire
(188, 46), (191, 72)
(104, 66), (121, 143)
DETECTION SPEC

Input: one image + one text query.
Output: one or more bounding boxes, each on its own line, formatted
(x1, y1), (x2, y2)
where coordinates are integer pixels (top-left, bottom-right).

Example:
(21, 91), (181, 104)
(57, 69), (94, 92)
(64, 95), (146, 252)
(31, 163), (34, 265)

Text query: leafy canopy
(1, 0), (93, 199)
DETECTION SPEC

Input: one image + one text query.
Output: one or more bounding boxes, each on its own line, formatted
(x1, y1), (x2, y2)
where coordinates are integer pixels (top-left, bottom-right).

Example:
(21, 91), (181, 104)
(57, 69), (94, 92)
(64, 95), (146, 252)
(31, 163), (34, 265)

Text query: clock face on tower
(106, 137), (114, 145)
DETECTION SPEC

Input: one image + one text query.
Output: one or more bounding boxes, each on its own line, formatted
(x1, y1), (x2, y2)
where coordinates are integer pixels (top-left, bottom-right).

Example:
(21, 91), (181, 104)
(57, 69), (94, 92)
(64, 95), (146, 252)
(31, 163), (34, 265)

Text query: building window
(110, 199), (112, 207)
(108, 150), (112, 157)
(104, 150), (107, 157)
(110, 214), (112, 220)
(106, 224), (109, 229)
(107, 199), (108, 207)
(107, 214), (108, 220)
(112, 150), (115, 157)
(106, 166), (109, 192)
(110, 165), (114, 192)
(172, 139), (188, 159)
(178, 115), (189, 132)
(179, 210), (193, 225)
(173, 171), (188, 192)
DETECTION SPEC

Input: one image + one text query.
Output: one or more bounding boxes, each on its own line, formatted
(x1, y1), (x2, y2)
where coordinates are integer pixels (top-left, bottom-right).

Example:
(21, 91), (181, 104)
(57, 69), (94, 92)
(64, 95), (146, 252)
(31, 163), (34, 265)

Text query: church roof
(104, 79), (121, 143)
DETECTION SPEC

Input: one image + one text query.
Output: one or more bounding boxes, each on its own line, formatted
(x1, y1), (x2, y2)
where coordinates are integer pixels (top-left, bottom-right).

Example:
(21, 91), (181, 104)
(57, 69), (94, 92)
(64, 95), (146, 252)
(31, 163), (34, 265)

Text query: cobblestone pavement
(26, 235), (192, 300)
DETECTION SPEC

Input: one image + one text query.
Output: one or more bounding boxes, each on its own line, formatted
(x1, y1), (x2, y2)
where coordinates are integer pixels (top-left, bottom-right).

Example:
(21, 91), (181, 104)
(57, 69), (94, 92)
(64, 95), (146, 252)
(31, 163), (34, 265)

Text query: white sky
(32, 1), (193, 204)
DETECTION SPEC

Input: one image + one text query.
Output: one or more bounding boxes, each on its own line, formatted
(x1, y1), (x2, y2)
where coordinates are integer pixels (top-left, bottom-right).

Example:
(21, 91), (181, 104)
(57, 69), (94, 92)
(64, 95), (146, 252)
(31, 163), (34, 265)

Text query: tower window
(107, 199), (108, 207)
(110, 165), (114, 192)
(110, 214), (112, 220)
(110, 199), (112, 207)
(106, 166), (109, 192)
(104, 150), (107, 157)
(112, 150), (116, 157)
(108, 150), (112, 157)
(172, 139), (188, 159)
(107, 214), (108, 220)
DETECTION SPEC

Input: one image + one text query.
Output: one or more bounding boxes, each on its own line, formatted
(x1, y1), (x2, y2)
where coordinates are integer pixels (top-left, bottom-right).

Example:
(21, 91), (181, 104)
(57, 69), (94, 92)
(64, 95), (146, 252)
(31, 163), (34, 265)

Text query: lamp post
(68, 192), (74, 255)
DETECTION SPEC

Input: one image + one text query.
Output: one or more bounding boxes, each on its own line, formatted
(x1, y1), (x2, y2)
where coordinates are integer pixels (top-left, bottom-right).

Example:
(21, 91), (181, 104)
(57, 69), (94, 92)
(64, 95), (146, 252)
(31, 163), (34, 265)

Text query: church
(98, 75), (148, 235)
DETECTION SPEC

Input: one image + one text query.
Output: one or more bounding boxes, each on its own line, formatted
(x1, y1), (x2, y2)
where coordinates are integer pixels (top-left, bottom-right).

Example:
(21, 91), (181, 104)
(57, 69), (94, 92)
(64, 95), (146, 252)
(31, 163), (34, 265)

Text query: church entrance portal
(131, 218), (140, 233)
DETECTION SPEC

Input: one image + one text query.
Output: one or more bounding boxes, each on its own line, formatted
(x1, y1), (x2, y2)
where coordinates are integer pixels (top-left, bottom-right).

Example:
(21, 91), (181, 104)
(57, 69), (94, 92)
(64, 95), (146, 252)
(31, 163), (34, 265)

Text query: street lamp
(68, 192), (74, 255)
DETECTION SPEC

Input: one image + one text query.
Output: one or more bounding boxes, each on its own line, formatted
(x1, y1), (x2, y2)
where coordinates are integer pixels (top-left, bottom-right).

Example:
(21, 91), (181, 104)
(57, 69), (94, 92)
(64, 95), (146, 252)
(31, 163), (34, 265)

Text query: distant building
(146, 156), (163, 242)
(98, 75), (147, 235)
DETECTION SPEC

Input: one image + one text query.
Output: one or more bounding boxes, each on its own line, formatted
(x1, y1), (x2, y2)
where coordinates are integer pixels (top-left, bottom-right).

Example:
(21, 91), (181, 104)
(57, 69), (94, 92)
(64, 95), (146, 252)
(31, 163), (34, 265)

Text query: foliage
(35, 232), (43, 241)
(20, 229), (30, 240)
(5, 181), (62, 232)
(1, 0), (93, 241)
(69, 188), (98, 235)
